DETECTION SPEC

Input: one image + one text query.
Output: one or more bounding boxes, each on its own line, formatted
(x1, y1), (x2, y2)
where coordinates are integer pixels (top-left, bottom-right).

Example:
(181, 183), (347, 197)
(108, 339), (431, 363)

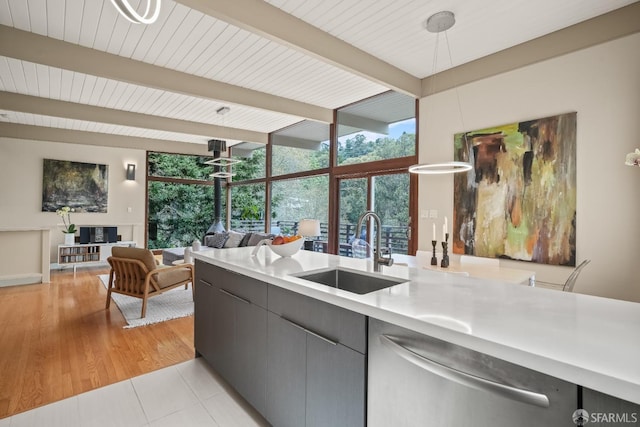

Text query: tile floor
(1, 358), (270, 427)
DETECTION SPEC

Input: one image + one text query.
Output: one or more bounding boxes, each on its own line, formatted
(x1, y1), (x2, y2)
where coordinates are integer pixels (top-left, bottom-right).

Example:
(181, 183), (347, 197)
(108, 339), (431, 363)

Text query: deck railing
(230, 219), (409, 255)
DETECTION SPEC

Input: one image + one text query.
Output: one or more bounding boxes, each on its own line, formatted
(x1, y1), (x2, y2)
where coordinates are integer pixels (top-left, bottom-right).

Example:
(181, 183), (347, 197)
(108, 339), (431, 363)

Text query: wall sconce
(126, 164), (136, 181)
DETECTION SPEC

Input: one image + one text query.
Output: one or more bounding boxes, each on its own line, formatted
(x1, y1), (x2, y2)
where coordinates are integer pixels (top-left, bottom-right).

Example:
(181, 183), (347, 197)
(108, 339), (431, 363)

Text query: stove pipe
(207, 139), (226, 234)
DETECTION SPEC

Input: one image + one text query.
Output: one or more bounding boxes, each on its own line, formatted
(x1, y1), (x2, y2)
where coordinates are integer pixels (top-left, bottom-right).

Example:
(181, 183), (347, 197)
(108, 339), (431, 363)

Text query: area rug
(98, 275), (193, 328)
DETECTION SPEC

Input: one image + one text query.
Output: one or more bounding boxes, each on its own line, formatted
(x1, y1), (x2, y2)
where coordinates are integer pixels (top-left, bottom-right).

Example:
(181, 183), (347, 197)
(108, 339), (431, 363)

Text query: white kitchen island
(192, 247), (640, 412)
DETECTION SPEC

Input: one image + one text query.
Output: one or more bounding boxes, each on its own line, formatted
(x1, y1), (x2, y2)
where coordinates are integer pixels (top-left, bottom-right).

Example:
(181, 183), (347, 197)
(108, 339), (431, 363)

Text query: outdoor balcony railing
(230, 219), (409, 256)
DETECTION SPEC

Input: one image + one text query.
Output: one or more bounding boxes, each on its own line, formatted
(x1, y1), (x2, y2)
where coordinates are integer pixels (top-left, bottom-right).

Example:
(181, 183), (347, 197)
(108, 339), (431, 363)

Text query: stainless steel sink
(294, 268), (407, 294)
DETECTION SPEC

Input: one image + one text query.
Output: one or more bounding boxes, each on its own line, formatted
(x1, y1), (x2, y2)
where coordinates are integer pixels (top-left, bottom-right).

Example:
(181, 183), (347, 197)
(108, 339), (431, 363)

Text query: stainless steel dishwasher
(368, 318), (576, 427)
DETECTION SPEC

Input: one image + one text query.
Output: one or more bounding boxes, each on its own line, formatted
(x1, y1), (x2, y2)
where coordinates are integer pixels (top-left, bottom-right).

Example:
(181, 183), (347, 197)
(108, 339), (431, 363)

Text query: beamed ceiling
(0, 0), (638, 155)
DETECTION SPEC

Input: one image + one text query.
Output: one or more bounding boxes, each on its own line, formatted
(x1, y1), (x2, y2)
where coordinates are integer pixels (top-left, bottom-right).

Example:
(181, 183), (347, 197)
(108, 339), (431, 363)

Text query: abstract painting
(453, 112), (576, 266)
(42, 159), (109, 213)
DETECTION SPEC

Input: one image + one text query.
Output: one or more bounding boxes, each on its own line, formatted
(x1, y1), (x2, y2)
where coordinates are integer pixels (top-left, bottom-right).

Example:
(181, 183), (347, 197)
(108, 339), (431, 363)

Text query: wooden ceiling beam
(0, 25), (333, 124)
(0, 92), (268, 144)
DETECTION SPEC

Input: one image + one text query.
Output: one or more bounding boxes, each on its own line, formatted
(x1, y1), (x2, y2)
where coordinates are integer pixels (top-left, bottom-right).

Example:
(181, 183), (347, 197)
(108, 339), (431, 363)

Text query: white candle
(432, 223), (436, 241)
(444, 216), (448, 234)
(442, 224), (446, 241)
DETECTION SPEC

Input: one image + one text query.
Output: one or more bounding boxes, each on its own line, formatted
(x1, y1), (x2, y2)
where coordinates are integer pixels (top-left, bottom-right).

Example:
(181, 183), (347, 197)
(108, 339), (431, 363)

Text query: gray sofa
(161, 231), (274, 265)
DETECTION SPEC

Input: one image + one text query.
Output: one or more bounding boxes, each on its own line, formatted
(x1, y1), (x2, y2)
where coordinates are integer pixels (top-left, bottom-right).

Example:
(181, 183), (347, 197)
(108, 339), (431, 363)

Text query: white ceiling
(0, 0), (637, 152)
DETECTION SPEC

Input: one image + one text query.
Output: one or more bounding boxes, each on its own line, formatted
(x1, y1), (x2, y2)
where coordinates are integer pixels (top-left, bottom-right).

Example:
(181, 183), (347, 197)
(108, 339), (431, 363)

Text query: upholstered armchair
(106, 246), (194, 318)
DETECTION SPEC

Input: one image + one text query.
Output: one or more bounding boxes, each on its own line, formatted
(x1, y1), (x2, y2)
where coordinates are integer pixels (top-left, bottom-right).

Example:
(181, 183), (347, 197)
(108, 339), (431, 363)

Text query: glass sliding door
(271, 175), (329, 249)
(336, 172), (411, 257)
(337, 177), (368, 256)
(372, 173), (410, 255)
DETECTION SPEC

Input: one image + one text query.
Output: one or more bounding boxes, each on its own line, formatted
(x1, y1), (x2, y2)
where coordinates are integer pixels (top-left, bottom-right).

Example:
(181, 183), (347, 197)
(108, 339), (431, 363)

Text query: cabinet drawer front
(268, 285), (366, 354)
(195, 260), (267, 308)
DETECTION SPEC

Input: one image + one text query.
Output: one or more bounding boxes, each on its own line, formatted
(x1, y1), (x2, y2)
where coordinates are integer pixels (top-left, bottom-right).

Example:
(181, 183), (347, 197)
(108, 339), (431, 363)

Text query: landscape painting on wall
(453, 112), (577, 266)
(42, 159), (109, 213)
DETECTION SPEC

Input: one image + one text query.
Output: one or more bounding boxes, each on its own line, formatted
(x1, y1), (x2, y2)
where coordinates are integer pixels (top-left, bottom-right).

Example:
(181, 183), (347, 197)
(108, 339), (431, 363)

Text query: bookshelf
(57, 241), (136, 274)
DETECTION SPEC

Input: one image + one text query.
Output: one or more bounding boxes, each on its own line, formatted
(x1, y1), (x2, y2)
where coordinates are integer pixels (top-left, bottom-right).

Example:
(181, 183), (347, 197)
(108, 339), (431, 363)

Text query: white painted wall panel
(418, 33), (640, 302)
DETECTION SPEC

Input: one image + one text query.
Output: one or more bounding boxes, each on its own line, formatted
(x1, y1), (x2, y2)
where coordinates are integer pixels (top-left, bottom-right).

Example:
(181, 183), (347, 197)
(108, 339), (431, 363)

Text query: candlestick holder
(441, 233), (450, 268)
(431, 240), (438, 265)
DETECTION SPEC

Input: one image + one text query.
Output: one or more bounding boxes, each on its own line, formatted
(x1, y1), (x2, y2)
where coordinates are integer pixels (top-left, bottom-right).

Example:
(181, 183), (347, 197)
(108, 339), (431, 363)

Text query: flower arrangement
(56, 206), (76, 234)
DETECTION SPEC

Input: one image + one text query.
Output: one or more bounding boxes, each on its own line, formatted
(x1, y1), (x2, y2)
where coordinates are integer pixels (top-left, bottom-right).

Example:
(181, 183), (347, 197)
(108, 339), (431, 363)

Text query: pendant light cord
(444, 30), (467, 140)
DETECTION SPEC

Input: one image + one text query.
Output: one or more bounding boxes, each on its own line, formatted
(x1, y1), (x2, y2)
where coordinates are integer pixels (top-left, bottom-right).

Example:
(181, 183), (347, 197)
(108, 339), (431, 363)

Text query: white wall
(0, 138), (146, 266)
(418, 33), (640, 302)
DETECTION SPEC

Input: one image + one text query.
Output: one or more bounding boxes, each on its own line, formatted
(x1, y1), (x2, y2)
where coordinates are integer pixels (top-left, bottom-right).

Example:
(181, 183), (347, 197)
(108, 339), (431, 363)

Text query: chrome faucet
(356, 211), (394, 272)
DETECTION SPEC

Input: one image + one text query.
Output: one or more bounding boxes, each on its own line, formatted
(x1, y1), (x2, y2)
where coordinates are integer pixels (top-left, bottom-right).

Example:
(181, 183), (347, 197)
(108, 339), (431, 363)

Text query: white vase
(192, 239), (201, 252)
(184, 247), (192, 263)
(64, 233), (75, 245)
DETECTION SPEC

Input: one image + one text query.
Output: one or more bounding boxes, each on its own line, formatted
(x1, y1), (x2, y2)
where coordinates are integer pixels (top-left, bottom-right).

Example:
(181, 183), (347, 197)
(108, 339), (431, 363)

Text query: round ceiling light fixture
(409, 11), (473, 176)
(408, 161), (473, 175)
(425, 10), (455, 33)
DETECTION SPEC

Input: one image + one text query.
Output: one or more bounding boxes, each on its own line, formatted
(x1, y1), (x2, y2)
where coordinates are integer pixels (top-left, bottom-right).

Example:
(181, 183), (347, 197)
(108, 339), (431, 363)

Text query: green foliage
(272, 143), (329, 176)
(231, 183), (265, 221)
(148, 153), (213, 180)
(233, 149), (266, 181)
(147, 153), (216, 249)
(337, 132), (415, 165)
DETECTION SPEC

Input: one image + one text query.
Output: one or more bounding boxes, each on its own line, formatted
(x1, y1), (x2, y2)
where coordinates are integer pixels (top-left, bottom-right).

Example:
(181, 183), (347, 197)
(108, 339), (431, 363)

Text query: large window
(372, 173), (410, 254)
(337, 91), (416, 166)
(271, 175), (329, 237)
(147, 153), (218, 249)
(332, 91), (416, 256)
(176, 90), (419, 256)
(231, 143), (266, 181)
(336, 173), (411, 256)
(272, 121), (330, 176)
(230, 183), (266, 232)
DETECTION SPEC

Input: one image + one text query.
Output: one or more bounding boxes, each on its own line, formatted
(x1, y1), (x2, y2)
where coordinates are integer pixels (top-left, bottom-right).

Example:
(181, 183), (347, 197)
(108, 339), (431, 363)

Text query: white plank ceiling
(0, 0), (637, 151)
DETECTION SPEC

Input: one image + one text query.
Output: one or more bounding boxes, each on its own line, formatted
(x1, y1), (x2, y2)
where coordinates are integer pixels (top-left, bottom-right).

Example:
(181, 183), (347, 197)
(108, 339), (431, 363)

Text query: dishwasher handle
(380, 335), (550, 409)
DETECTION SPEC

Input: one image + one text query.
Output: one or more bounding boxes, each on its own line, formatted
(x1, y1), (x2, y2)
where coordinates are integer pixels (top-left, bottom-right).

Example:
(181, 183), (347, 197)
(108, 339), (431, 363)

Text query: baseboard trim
(0, 273), (43, 287)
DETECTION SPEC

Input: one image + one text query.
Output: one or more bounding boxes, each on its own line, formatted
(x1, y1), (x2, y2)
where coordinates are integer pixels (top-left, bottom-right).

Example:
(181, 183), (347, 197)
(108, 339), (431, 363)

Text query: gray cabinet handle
(199, 279), (213, 287)
(218, 288), (251, 304)
(380, 335), (550, 409)
(281, 316), (338, 346)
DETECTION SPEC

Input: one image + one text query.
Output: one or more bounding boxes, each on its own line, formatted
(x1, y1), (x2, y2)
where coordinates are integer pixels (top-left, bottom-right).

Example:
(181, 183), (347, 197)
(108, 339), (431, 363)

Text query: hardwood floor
(0, 265), (195, 419)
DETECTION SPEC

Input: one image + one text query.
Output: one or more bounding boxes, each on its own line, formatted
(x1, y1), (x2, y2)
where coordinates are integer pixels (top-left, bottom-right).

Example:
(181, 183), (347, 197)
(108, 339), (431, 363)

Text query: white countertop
(192, 247), (640, 405)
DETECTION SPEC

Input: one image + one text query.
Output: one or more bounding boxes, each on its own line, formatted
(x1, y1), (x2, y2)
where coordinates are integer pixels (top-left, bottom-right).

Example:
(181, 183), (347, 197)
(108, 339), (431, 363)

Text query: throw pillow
(224, 230), (245, 248)
(208, 232), (228, 249)
(247, 232), (274, 247)
(239, 232), (253, 247)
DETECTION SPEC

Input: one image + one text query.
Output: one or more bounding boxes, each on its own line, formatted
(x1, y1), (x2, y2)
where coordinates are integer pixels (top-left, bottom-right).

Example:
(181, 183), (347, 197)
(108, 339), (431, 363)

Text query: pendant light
(111, 0), (161, 25)
(206, 108), (242, 179)
(409, 11), (473, 175)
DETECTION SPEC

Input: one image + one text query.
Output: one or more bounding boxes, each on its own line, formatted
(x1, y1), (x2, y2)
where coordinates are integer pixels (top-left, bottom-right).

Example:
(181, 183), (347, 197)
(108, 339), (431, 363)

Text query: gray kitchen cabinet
(234, 299), (267, 415)
(194, 260), (268, 415)
(581, 388), (640, 426)
(266, 285), (366, 427)
(207, 284), (235, 381)
(193, 261), (218, 362)
(306, 331), (366, 427)
(266, 311), (307, 427)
